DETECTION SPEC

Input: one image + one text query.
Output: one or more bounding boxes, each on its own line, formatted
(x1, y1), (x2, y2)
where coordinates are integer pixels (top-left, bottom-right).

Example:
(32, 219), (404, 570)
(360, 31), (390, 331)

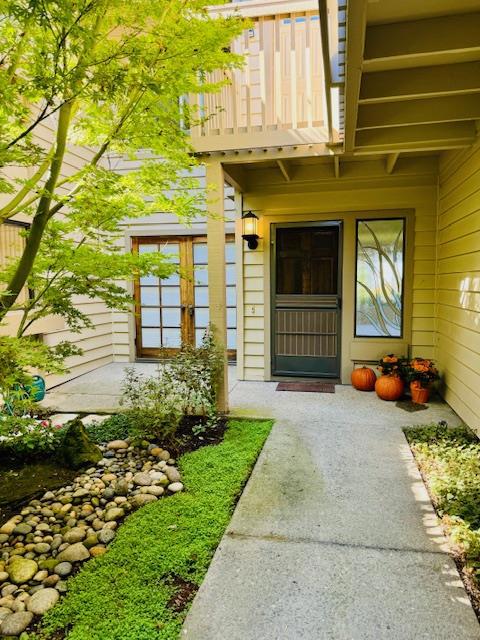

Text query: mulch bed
(166, 574), (198, 613)
(172, 416), (228, 456)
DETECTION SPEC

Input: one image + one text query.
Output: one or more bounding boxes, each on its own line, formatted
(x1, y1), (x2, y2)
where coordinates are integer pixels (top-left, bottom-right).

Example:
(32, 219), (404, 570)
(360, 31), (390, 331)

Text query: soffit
(222, 152), (439, 191)
(343, 0), (480, 155)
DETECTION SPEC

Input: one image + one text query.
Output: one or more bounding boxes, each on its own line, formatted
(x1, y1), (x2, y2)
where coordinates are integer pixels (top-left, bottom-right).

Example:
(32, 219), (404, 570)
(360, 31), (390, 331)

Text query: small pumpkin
(351, 366), (376, 391)
(375, 375), (404, 401)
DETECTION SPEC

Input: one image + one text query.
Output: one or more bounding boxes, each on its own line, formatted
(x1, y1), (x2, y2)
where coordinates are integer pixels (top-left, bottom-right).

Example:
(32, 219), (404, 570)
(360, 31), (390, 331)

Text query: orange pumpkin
(351, 366), (377, 391)
(375, 375), (404, 401)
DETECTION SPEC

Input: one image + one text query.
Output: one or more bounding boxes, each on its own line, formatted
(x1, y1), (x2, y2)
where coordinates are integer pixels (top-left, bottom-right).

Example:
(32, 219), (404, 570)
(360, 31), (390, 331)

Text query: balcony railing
(189, 5), (329, 152)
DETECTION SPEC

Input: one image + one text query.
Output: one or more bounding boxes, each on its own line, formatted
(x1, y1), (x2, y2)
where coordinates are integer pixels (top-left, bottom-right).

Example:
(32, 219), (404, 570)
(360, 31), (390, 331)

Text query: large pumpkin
(351, 366), (376, 391)
(375, 375), (404, 401)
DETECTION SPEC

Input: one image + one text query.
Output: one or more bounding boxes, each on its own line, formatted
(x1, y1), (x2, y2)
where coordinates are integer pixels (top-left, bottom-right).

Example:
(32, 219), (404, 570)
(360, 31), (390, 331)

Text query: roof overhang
(343, 0), (480, 155)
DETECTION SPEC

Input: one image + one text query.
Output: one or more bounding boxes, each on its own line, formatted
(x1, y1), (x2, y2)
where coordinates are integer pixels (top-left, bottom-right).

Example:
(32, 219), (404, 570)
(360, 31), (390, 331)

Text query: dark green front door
(272, 222), (342, 378)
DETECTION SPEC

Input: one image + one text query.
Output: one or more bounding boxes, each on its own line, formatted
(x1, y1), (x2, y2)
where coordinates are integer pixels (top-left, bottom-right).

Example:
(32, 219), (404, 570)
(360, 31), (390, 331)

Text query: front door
(272, 223), (342, 377)
(133, 236), (237, 358)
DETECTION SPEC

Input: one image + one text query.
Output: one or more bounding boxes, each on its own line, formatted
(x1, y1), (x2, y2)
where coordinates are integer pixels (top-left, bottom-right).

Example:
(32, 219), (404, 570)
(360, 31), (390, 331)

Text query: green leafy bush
(0, 336), (75, 417)
(405, 423), (480, 570)
(0, 414), (63, 457)
(121, 329), (223, 443)
(85, 414), (133, 444)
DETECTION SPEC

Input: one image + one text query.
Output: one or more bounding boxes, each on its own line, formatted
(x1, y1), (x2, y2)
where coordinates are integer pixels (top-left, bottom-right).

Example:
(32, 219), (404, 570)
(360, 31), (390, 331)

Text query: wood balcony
(189, 1), (329, 154)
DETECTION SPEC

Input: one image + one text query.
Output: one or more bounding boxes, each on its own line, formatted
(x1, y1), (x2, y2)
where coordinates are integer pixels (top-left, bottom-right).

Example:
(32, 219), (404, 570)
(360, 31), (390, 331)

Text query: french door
(272, 222), (342, 377)
(133, 236), (236, 359)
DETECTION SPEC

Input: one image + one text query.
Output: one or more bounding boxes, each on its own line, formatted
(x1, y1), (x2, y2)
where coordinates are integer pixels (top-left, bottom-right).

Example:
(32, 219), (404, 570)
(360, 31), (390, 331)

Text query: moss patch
(39, 418), (273, 640)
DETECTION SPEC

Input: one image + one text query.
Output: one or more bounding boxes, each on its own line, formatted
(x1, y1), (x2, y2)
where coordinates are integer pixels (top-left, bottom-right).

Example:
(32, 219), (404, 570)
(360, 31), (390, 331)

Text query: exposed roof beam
(359, 62), (480, 104)
(276, 159), (291, 182)
(385, 153), (399, 175)
(355, 122), (477, 153)
(363, 13), (480, 72)
(357, 94), (480, 130)
(334, 155), (340, 178)
(223, 165), (248, 192)
(343, 0), (368, 152)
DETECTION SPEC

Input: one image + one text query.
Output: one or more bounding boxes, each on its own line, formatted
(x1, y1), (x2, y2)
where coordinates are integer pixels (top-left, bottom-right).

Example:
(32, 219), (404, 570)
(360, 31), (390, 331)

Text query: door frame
(132, 234), (236, 360)
(270, 220), (343, 378)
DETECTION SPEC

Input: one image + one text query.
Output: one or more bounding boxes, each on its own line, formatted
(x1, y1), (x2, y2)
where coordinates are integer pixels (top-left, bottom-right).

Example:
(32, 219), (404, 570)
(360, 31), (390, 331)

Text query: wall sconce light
(241, 211), (259, 250)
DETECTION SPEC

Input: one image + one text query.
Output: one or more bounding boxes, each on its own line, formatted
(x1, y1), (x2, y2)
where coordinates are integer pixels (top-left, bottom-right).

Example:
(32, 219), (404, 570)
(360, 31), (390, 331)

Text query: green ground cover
(38, 418), (273, 640)
(404, 423), (480, 599)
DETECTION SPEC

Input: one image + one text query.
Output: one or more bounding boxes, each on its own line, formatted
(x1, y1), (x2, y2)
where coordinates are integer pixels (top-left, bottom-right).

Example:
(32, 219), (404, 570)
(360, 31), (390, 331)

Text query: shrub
(121, 329), (223, 443)
(0, 336), (75, 417)
(85, 414), (133, 444)
(0, 414), (63, 458)
(405, 423), (480, 572)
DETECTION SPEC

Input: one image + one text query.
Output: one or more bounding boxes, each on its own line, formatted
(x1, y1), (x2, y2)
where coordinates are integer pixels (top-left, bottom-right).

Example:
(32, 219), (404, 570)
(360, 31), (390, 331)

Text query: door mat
(276, 382), (335, 393)
(395, 400), (428, 412)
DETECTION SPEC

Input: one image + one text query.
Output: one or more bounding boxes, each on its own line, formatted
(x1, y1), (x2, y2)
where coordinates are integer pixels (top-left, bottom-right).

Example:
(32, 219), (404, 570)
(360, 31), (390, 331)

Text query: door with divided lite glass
(272, 222), (342, 377)
(133, 236), (236, 359)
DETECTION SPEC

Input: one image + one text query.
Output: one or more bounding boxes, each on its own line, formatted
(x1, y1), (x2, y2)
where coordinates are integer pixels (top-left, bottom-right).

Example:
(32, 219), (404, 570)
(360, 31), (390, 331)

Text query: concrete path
(41, 363), (238, 413)
(182, 382), (480, 640)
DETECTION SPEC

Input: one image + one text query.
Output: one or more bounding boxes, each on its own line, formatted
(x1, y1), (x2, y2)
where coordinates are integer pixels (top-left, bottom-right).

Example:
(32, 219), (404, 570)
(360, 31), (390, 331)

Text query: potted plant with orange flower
(405, 358), (439, 404)
(375, 354), (408, 401)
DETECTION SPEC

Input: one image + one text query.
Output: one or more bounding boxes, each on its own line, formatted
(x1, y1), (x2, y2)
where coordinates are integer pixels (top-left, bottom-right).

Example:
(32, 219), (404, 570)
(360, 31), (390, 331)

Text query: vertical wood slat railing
(189, 11), (323, 142)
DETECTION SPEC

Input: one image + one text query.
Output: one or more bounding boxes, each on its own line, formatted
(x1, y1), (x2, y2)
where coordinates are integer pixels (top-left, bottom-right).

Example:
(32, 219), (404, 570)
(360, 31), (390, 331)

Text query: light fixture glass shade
(241, 211), (259, 249)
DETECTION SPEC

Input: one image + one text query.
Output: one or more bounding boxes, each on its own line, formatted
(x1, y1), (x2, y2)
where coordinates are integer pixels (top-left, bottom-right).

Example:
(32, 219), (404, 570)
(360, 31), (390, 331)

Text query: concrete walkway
(182, 382), (480, 640)
(41, 363), (238, 413)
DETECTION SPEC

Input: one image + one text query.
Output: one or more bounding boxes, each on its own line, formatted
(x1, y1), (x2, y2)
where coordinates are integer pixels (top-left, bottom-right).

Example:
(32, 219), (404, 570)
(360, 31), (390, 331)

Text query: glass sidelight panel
(137, 240), (181, 352)
(135, 236), (236, 358)
(193, 240), (236, 349)
(355, 219), (405, 337)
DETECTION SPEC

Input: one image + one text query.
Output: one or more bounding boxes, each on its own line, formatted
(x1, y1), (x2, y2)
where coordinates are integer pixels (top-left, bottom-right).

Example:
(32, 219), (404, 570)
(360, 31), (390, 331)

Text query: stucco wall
(436, 139), (480, 431)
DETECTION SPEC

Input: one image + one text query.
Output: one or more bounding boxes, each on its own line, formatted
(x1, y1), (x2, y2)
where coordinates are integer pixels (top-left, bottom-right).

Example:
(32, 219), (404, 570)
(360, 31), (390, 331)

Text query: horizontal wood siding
(241, 169), (438, 381)
(437, 138), (480, 431)
(107, 158), (236, 362)
(0, 115), (113, 388)
(243, 247), (265, 379)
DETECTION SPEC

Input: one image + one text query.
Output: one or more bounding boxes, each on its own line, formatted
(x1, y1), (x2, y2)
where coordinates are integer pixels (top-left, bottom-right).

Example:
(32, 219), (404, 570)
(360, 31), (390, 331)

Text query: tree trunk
(0, 102), (73, 320)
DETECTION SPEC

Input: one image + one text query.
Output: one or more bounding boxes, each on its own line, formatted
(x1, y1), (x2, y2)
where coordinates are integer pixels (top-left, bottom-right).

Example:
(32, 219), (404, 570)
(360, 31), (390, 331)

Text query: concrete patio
(42, 363), (239, 413)
(43, 364), (480, 639)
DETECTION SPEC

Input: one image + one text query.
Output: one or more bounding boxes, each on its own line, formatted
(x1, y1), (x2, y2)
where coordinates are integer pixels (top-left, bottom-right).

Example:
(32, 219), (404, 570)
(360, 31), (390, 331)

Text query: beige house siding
(238, 165), (438, 382)
(0, 117), (114, 388)
(437, 139), (480, 431)
(105, 157), (236, 362)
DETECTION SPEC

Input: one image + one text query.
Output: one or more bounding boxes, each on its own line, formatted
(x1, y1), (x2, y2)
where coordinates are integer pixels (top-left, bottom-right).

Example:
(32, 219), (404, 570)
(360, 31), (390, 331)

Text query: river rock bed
(0, 439), (184, 636)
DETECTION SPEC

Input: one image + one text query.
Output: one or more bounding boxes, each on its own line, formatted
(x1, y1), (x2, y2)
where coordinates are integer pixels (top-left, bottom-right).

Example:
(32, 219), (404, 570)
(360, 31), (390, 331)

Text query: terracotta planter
(351, 366), (376, 391)
(410, 382), (430, 404)
(375, 375), (404, 401)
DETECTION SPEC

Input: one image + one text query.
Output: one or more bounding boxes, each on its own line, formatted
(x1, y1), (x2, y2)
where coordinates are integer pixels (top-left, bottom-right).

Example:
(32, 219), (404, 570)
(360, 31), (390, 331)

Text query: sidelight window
(355, 219), (405, 338)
